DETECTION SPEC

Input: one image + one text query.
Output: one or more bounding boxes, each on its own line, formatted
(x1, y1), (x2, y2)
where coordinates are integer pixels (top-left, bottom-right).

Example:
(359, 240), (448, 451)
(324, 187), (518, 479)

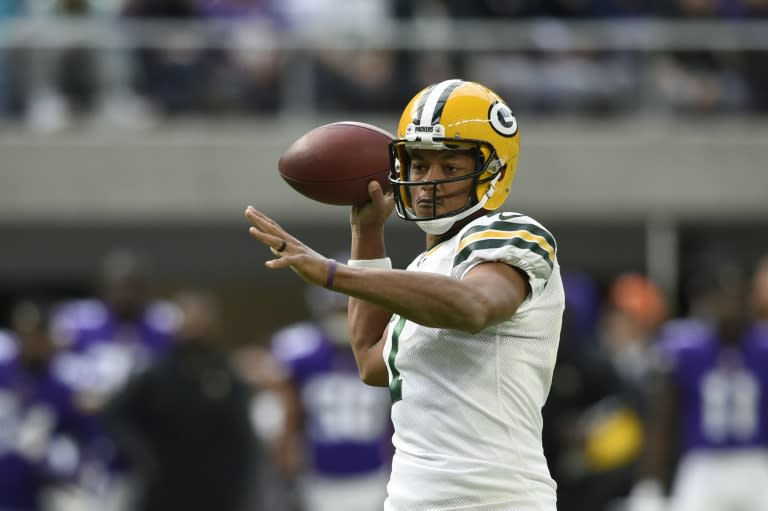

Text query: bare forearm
(347, 228), (395, 384)
(351, 224), (386, 259)
(348, 228), (392, 329)
(337, 265), (494, 333)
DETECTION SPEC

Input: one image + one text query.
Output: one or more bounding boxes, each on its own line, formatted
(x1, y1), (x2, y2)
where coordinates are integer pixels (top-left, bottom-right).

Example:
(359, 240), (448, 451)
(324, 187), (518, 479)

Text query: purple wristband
(324, 259), (337, 288)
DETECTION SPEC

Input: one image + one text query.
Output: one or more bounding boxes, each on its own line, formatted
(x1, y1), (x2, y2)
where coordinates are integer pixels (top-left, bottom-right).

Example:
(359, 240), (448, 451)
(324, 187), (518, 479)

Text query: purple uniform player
(659, 319), (768, 453)
(53, 298), (178, 400)
(632, 267), (768, 511)
(48, 252), (180, 511)
(0, 318), (95, 511)
(53, 251), (180, 401)
(271, 286), (392, 511)
(49, 298), (179, 510)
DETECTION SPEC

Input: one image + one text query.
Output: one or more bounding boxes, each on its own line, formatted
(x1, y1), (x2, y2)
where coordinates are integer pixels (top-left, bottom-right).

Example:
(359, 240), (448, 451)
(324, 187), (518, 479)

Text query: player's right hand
(351, 180), (394, 232)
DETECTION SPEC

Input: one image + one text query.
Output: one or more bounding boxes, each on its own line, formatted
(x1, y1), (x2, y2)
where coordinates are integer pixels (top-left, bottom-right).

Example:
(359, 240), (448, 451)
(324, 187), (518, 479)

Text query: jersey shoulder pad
(453, 211), (557, 284)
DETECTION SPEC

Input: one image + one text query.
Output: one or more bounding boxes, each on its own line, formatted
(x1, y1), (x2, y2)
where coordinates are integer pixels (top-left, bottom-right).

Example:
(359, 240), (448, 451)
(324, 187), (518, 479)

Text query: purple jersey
(658, 319), (768, 453)
(0, 331), (96, 511)
(52, 299), (179, 396)
(272, 322), (392, 477)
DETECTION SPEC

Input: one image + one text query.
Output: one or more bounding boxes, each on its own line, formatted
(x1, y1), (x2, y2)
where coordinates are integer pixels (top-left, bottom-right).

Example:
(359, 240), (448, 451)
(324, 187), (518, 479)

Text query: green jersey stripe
(462, 220), (557, 253)
(454, 237), (555, 270)
(388, 316), (406, 403)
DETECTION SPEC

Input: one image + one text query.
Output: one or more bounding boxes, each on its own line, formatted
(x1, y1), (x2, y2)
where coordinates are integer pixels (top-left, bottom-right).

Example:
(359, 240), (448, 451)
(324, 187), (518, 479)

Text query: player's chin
(414, 202), (444, 217)
(413, 208), (436, 218)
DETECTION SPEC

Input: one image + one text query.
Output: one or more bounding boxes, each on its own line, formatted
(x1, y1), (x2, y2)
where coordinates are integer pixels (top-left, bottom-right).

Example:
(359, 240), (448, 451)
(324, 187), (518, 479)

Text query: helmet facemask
(389, 139), (504, 235)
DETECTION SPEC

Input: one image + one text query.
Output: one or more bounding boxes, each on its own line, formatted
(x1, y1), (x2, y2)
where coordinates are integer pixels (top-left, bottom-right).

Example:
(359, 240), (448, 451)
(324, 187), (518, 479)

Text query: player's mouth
(415, 197), (442, 211)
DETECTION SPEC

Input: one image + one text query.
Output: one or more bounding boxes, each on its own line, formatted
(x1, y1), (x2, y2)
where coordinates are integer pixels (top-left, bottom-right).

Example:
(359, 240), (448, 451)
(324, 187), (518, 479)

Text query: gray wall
(2, 116), (767, 225)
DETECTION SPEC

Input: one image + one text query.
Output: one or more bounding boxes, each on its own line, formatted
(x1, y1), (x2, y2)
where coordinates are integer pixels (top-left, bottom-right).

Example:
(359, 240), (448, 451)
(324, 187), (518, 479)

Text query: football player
(103, 291), (258, 511)
(0, 299), (96, 511)
(53, 250), (179, 400)
(269, 280), (392, 511)
(246, 79), (564, 511)
(631, 262), (768, 511)
(51, 250), (180, 511)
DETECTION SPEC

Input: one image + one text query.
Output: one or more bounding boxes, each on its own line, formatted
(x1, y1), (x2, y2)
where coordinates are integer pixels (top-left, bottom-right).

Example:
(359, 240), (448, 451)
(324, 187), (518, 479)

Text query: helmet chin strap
(415, 197), (488, 235)
(414, 169), (501, 235)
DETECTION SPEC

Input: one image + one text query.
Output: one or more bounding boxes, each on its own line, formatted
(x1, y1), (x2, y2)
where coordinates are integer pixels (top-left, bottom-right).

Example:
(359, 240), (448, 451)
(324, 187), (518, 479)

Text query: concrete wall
(2, 115), (766, 225)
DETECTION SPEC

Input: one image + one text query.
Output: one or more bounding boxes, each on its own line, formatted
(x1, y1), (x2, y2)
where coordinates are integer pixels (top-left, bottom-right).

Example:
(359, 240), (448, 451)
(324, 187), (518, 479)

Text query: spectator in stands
(648, 0), (749, 113)
(0, 0), (25, 123)
(20, 0), (151, 133)
(269, 279), (392, 511)
(278, 0), (402, 113)
(105, 291), (259, 511)
(122, 0), (209, 115)
(444, 1), (637, 114)
(198, 0), (285, 113)
(740, 0), (768, 112)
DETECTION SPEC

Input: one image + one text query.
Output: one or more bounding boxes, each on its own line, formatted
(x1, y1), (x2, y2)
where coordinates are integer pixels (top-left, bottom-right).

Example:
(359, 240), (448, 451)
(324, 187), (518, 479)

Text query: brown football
(278, 121), (394, 206)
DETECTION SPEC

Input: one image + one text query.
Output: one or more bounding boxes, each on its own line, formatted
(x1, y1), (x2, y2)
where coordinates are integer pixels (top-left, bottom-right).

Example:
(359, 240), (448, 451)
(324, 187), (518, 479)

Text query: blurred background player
(600, 273), (668, 391)
(104, 290), (259, 511)
(543, 272), (647, 511)
(52, 249), (180, 511)
(0, 299), (96, 511)
(630, 260), (768, 511)
(750, 255), (768, 328)
(269, 278), (392, 511)
(231, 341), (298, 511)
(54, 249), (179, 403)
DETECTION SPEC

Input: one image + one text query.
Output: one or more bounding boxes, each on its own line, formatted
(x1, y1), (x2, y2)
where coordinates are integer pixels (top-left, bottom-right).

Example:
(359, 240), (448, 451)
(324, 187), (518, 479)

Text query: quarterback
(246, 79), (564, 510)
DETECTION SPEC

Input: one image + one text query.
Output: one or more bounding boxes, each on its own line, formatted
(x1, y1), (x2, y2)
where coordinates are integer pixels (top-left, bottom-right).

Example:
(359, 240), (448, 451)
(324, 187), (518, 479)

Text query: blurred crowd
(1, 0), (768, 132)
(1, 244), (767, 511)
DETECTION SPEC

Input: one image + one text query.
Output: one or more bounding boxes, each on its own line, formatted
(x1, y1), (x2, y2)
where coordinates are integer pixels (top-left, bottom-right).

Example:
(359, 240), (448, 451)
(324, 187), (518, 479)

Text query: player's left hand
(245, 206), (333, 287)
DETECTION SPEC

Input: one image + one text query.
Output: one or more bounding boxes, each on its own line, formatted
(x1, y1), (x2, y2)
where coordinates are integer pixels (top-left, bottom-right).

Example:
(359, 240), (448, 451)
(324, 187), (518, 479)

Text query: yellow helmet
(389, 79), (520, 235)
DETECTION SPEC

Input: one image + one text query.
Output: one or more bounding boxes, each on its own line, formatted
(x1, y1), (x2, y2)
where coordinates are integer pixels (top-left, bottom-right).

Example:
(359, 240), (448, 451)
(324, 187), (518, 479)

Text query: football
(278, 121), (395, 206)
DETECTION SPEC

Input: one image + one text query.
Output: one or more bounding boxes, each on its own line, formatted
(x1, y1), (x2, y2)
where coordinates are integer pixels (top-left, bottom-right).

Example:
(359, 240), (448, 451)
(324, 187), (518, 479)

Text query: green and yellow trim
(454, 221), (556, 269)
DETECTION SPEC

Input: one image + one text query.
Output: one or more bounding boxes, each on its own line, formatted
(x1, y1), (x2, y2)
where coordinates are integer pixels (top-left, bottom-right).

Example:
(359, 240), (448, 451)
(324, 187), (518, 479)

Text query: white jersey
(383, 212), (564, 511)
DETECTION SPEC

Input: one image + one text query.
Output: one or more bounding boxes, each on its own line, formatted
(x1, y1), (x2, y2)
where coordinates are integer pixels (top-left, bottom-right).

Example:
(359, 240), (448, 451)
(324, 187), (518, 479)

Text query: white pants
(669, 449), (768, 511)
